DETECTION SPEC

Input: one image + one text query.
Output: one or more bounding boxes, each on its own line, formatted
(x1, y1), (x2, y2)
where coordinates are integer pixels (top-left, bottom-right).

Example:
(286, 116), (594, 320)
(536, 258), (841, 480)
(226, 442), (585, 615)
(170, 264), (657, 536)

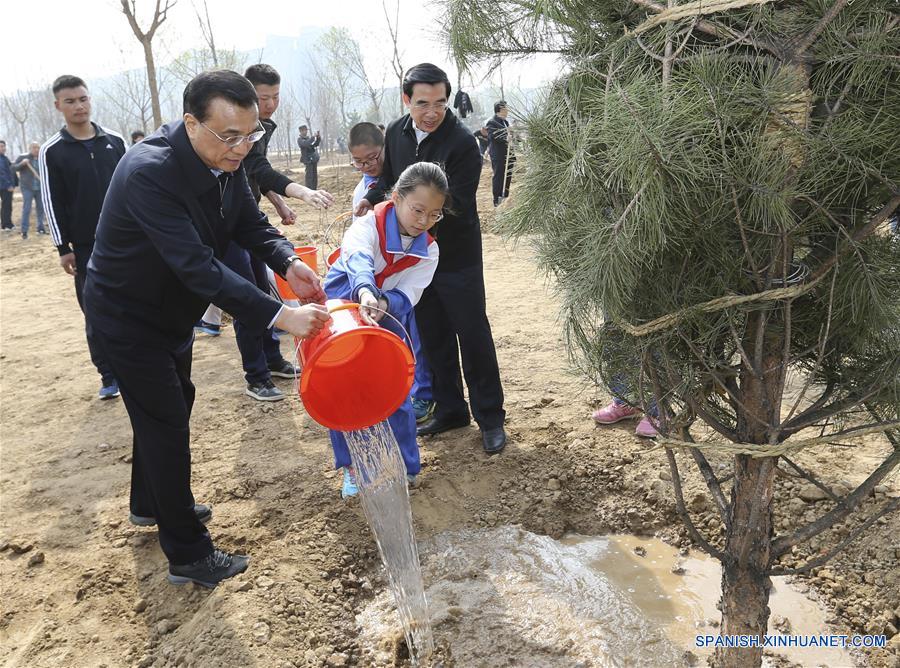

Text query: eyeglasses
(350, 148), (383, 169)
(199, 121), (265, 148)
(404, 199), (444, 224)
(411, 101), (448, 113)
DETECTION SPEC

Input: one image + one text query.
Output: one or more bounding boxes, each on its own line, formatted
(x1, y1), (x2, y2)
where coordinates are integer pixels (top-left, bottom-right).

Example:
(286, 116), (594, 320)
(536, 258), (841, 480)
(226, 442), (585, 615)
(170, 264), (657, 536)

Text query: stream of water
(344, 421), (434, 664)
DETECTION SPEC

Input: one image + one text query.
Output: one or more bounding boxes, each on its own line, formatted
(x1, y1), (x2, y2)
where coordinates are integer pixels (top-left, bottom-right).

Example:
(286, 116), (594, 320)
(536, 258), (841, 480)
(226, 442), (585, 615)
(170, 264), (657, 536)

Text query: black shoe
(245, 379), (284, 401)
(481, 426), (507, 454)
(416, 414), (470, 437)
(129, 503), (213, 527)
(168, 549), (249, 588)
(267, 359), (301, 379)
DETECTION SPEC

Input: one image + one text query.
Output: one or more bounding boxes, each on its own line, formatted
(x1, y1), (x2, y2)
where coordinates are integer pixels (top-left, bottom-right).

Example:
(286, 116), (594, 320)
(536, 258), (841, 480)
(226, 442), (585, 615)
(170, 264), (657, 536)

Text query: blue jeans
(21, 188), (44, 237)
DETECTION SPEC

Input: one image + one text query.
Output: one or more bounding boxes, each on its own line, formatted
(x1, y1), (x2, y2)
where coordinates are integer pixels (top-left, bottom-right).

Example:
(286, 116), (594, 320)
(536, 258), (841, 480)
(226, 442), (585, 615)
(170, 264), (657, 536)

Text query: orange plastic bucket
(326, 247), (341, 269)
(275, 246), (318, 299)
(299, 299), (414, 431)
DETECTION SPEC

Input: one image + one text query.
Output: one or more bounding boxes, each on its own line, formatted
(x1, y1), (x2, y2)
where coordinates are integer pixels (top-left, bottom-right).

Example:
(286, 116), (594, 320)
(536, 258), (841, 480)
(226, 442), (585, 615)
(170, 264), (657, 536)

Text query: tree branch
(771, 447), (900, 556)
(666, 448), (725, 559)
(779, 456), (841, 504)
(769, 497), (899, 576)
(690, 447), (732, 528)
(790, 0), (849, 59)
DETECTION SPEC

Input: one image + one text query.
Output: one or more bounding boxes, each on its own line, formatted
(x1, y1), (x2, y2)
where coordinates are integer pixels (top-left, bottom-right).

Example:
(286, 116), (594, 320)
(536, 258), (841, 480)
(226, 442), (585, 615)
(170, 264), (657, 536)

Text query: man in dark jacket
(200, 63), (334, 402)
(39, 75), (127, 399)
(297, 125), (321, 189)
(486, 101), (515, 206)
(84, 70), (330, 587)
(0, 140), (17, 230)
(354, 63), (507, 454)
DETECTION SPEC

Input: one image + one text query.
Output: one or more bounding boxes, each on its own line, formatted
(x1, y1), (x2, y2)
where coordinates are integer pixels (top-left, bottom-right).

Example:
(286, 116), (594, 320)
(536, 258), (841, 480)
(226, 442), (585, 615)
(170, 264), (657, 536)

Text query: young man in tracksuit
(355, 63), (507, 454)
(204, 64), (335, 402)
(40, 75), (126, 399)
(486, 101), (515, 206)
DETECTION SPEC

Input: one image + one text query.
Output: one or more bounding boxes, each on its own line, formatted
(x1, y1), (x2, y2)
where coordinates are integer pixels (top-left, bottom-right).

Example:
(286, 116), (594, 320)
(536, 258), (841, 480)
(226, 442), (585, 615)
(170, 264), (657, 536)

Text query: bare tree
(315, 30), (361, 135)
(120, 0), (176, 129)
(381, 0), (404, 116)
(2, 90), (33, 154)
(323, 27), (385, 121)
(106, 69), (155, 135)
(192, 0), (218, 66)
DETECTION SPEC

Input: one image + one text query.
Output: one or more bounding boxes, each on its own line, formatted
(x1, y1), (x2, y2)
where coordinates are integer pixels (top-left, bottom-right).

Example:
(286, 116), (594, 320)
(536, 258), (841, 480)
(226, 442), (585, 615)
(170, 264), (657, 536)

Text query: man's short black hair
(0, 140), (5, 145)
(299, 124), (308, 131)
(52, 75), (87, 96)
(131, 130), (145, 143)
(244, 63), (281, 87)
(183, 70), (258, 123)
(494, 100), (507, 113)
(348, 122), (384, 149)
(402, 63), (451, 99)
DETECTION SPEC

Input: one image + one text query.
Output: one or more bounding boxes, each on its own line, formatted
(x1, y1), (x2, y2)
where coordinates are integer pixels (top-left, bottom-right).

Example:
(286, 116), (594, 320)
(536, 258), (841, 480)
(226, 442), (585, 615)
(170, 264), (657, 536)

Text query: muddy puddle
(357, 526), (855, 667)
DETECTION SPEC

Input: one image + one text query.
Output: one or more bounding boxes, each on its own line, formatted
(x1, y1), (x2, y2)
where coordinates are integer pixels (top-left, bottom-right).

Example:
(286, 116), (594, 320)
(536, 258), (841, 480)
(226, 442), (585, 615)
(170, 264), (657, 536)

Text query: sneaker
(245, 379), (284, 401)
(592, 401), (640, 424)
(635, 416), (659, 439)
(268, 359), (301, 379)
(130, 503), (213, 527)
(167, 549), (249, 588)
(98, 382), (120, 400)
(194, 320), (221, 336)
(411, 397), (435, 424)
(341, 467), (359, 498)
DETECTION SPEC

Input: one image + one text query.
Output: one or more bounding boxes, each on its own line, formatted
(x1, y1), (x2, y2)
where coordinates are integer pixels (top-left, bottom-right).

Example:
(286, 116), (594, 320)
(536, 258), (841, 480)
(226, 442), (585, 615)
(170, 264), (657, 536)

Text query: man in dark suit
(354, 63), (507, 455)
(84, 70), (330, 588)
(486, 101), (515, 206)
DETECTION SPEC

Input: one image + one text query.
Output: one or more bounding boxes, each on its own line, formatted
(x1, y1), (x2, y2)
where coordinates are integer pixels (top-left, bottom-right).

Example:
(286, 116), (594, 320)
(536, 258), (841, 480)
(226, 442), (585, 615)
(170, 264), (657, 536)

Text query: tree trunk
(715, 455), (776, 668)
(715, 311), (782, 667)
(142, 39), (162, 130)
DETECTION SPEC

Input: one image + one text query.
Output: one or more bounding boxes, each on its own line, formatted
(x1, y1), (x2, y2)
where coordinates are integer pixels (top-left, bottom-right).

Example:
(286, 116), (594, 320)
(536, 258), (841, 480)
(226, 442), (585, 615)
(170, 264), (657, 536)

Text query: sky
(3, 0), (560, 93)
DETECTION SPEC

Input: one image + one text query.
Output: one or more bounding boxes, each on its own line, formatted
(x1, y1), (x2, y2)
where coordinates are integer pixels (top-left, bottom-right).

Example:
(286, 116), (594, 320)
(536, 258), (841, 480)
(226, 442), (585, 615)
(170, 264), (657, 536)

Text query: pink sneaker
(592, 401), (641, 424)
(635, 416), (659, 439)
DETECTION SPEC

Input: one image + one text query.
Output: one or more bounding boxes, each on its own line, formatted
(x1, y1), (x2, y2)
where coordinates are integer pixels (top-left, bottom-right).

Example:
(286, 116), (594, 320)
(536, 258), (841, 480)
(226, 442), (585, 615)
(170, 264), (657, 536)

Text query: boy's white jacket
(339, 208), (439, 309)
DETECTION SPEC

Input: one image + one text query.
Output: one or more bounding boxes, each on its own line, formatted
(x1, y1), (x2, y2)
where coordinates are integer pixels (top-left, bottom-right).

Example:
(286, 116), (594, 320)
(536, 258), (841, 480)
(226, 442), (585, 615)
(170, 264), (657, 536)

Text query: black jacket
(84, 121), (294, 348)
(244, 118), (292, 201)
(486, 114), (512, 155)
(364, 110), (483, 272)
(39, 122), (127, 256)
(297, 133), (320, 164)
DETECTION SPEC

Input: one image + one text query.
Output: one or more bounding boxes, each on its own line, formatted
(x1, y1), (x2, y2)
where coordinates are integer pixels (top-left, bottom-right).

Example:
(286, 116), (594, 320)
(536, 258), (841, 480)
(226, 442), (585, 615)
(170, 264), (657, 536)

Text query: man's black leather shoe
(416, 414), (471, 437)
(481, 426), (507, 454)
(168, 549), (249, 588)
(130, 503), (212, 527)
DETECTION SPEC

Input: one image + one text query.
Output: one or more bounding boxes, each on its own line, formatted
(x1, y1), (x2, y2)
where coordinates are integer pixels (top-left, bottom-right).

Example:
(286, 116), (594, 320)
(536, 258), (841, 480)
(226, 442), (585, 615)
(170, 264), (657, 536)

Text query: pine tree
(447, 1), (899, 666)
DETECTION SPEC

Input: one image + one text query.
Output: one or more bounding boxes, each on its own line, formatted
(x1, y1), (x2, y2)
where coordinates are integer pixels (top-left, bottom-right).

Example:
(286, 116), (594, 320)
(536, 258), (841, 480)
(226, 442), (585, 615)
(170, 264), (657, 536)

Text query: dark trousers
(415, 264), (505, 430)
(74, 246), (115, 385)
(0, 189), (12, 228)
(223, 243), (283, 384)
(304, 161), (318, 190)
(94, 330), (213, 565)
(491, 149), (514, 202)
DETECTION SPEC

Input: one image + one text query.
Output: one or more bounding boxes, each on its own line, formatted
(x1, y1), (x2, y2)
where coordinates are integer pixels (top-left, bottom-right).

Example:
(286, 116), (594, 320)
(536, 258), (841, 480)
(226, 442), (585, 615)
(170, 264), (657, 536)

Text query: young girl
(323, 161), (449, 497)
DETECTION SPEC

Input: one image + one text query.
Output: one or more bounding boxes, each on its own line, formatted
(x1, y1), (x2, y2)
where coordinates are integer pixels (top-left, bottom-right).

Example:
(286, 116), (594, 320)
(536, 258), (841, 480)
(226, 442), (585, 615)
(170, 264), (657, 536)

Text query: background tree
(315, 30), (359, 137)
(447, 1), (899, 667)
(381, 0), (405, 116)
(320, 26), (385, 122)
(2, 90), (33, 154)
(120, 0), (176, 129)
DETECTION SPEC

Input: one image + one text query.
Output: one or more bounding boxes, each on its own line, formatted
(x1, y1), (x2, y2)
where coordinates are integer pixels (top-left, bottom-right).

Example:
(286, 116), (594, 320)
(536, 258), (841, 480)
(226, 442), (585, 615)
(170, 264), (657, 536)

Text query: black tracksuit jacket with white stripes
(39, 123), (127, 256)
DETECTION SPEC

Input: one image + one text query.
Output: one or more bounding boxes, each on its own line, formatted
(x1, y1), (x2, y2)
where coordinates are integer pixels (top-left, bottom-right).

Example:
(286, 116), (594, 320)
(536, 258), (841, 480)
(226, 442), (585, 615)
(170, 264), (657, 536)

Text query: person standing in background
(297, 125), (321, 189)
(0, 140), (16, 231)
(40, 75), (126, 400)
(13, 142), (46, 237)
(486, 101), (515, 207)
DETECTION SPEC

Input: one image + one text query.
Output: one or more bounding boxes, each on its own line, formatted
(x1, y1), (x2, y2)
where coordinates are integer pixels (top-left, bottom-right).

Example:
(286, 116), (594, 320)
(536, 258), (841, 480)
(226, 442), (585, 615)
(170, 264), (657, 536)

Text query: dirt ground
(1, 163), (898, 668)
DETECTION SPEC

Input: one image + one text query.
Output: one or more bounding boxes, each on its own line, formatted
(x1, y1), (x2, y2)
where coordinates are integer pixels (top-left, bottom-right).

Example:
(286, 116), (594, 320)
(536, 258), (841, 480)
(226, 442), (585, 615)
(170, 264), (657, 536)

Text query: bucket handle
(326, 302), (417, 367)
(290, 301), (417, 385)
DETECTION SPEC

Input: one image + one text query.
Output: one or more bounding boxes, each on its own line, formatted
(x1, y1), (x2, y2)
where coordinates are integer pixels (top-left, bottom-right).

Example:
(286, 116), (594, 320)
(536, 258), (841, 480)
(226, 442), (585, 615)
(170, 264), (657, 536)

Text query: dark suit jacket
(85, 120), (294, 348)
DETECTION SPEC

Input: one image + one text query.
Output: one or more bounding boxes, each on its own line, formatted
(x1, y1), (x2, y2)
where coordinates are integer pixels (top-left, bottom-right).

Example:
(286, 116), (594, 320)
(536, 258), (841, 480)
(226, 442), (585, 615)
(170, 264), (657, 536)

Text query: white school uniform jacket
(352, 174), (379, 221)
(325, 201), (439, 315)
